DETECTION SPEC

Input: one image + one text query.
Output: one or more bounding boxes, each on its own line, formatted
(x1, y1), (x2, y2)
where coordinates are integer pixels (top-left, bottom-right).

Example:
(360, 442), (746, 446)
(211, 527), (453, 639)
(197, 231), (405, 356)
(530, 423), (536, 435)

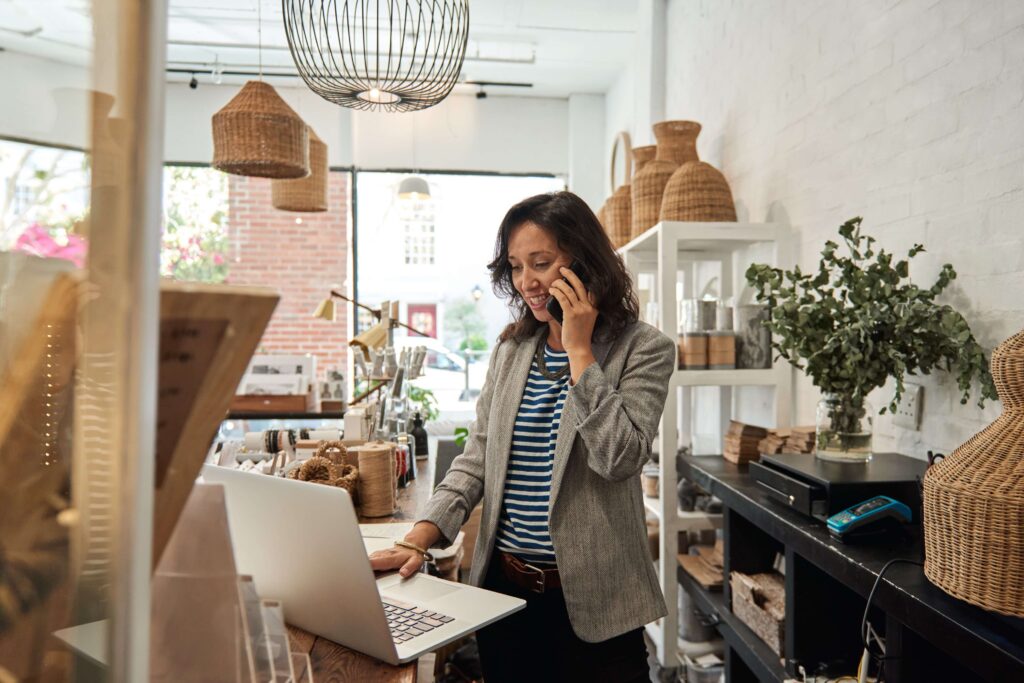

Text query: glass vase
(816, 393), (873, 463)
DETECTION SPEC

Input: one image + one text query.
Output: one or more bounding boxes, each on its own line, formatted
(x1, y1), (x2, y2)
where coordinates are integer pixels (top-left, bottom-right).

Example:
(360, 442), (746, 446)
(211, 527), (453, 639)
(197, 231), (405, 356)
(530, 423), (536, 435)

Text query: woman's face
(507, 221), (571, 323)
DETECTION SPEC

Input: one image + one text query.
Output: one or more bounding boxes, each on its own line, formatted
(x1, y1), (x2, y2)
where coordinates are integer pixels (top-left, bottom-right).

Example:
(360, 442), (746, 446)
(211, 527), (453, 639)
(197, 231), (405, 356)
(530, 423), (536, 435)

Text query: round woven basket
(661, 161), (737, 222)
(212, 80), (309, 179)
(273, 128), (328, 211)
(923, 328), (1024, 617)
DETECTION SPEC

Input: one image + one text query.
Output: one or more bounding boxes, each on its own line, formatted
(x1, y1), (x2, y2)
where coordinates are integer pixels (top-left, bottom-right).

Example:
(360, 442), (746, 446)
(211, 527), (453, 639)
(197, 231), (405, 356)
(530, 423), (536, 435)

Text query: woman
(370, 191), (676, 682)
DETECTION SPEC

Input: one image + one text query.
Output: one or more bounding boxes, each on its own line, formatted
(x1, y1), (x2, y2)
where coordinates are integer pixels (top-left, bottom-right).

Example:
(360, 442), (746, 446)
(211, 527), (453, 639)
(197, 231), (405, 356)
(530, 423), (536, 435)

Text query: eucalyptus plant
(746, 217), (996, 447)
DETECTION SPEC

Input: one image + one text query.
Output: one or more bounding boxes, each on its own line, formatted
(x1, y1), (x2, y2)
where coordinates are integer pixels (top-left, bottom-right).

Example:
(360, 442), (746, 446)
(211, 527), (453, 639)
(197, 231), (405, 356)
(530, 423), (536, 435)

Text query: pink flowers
(14, 223), (88, 268)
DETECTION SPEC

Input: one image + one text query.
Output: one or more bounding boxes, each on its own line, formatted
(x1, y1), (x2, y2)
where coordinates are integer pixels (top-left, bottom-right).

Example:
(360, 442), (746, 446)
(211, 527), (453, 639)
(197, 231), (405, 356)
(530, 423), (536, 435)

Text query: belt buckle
(521, 561), (547, 594)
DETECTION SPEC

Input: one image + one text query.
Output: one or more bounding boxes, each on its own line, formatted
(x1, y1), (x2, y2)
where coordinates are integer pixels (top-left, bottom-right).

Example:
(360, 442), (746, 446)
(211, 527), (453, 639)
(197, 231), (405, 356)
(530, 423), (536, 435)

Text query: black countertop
(678, 454), (1024, 681)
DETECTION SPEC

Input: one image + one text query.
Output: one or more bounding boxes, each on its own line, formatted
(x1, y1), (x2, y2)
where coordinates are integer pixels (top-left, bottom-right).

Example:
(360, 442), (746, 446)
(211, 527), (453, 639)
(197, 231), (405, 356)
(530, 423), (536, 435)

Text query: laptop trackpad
(382, 576), (460, 603)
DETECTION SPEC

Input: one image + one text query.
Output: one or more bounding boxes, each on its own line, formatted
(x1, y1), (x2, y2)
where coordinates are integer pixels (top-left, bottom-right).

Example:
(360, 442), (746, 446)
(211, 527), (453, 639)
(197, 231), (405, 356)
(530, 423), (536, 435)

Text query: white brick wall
(660, 0), (1024, 458)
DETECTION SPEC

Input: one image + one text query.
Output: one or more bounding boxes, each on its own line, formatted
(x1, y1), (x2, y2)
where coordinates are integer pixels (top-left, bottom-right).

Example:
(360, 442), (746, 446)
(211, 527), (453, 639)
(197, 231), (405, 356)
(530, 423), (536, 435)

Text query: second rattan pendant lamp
(212, 2), (309, 179)
(272, 127), (328, 211)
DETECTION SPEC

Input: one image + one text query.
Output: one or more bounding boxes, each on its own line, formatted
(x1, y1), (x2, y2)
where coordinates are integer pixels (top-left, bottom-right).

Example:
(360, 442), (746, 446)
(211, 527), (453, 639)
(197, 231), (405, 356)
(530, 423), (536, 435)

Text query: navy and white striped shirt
(494, 344), (570, 566)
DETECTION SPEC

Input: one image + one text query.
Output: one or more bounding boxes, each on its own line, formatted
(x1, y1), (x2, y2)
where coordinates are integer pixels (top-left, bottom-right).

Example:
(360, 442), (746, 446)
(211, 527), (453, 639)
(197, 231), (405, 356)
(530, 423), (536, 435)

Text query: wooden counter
(288, 458), (434, 682)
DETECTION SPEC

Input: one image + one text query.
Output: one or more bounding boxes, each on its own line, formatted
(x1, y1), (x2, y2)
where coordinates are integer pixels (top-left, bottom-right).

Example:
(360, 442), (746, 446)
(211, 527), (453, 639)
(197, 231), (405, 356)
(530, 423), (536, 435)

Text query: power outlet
(893, 382), (923, 430)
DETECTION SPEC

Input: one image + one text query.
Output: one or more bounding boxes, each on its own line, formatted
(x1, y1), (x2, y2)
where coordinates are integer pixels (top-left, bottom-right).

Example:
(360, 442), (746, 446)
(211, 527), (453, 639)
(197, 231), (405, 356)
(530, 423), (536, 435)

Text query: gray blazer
(420, 320), (676, 642)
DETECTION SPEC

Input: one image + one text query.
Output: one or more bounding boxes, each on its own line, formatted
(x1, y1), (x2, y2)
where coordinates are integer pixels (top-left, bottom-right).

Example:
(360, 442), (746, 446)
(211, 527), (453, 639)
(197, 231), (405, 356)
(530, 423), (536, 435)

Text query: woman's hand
(550, 267), (598, 382)
(369, 546), (425, 578)
(368, 521), (442, 579)
(549, 266), (598, 352)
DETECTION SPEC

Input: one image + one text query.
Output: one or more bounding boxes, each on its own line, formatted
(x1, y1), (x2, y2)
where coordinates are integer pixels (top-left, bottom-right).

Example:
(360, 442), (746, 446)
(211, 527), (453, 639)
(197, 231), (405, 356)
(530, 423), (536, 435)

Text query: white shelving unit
(619, 221), (793, 673)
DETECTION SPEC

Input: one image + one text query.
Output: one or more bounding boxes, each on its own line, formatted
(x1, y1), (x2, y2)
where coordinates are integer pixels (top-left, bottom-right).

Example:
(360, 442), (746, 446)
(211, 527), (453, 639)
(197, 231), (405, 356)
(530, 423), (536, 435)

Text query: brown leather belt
(499, 551), (561, 593)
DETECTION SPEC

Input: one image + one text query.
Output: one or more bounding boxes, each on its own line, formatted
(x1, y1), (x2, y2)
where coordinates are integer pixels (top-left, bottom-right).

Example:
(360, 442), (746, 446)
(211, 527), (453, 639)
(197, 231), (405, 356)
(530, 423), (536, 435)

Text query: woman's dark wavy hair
(489, 191), (639, 343)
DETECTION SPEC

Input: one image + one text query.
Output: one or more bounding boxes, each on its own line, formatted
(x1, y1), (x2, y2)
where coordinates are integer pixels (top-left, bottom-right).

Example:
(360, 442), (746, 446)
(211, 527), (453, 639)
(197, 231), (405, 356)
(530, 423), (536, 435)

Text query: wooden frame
(152, 281), (278, 566)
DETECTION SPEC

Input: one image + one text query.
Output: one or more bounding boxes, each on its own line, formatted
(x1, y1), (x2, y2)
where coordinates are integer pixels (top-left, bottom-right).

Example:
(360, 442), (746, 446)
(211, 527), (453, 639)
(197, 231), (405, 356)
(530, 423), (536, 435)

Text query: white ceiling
(0, 0), (638, 98)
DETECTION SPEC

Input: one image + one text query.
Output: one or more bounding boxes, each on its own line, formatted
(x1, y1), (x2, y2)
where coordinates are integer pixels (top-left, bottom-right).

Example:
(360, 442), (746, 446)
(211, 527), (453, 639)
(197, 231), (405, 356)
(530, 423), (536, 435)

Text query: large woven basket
(661, 161), (737, 222)
(273, 128), (328, 211)
(923, 328), (1024, 617)
(632, 145), (657, 174)
(212, 80), (309, 179)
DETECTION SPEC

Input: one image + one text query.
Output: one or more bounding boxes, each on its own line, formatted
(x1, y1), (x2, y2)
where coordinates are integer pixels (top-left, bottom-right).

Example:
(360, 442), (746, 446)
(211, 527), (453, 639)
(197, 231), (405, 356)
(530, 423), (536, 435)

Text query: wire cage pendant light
(282, 0), (471, 113)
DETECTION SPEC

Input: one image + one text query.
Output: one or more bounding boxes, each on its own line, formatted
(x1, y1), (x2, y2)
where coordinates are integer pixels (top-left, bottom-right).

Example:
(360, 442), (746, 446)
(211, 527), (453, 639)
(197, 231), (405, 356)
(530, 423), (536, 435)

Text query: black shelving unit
(677, 454), (1024, 682)
(678, 565), (785, 682)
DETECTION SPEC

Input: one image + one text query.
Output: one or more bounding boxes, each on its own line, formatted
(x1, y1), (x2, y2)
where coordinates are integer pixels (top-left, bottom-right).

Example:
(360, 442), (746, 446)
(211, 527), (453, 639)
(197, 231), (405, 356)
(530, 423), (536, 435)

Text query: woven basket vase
(212, 80), (309, 179)
(632, 122), (700, 239)
(923, 328), (1024, 617)
(272, 128), (328, 211)
(610, 145), (654, 246)
(661, 161), (738, 222)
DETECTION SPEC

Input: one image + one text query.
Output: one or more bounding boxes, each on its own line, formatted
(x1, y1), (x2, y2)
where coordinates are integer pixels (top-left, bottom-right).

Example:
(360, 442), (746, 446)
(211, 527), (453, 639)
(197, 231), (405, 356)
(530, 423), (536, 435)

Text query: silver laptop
(201, 464), (524, 665)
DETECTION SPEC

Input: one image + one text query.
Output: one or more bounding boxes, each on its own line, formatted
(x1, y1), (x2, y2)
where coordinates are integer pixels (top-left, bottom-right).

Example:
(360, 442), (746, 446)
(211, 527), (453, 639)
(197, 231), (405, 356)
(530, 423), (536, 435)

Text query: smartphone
(546, 259), (591, 324)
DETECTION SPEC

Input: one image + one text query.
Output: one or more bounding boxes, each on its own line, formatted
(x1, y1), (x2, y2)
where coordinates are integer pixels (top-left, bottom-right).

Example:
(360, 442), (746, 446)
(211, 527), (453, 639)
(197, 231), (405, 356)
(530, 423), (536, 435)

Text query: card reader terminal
(827, 496), (912, 540)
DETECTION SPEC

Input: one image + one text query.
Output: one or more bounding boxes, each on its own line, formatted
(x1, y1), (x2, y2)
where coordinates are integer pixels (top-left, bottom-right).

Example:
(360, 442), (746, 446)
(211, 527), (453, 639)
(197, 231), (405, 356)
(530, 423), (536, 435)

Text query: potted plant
(746, 217), (997, 462)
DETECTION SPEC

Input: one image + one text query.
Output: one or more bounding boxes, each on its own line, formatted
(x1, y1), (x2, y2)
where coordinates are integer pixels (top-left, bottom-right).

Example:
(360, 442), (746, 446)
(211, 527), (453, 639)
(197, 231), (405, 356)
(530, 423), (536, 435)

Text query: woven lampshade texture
(661, 161), (738, 222)
(923, 328), (1024, 617)
(272, 128), (328, 212)
(212, 81), (309, 179)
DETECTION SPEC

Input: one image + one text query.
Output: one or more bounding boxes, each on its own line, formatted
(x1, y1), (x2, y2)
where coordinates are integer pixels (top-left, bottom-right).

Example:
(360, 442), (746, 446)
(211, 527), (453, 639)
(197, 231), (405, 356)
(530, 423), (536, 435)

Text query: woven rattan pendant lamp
(212, 3), (309, 178)
(272, 127), (328, 211)
(212, 81), (309, 179)
(282, 0), (470, 113)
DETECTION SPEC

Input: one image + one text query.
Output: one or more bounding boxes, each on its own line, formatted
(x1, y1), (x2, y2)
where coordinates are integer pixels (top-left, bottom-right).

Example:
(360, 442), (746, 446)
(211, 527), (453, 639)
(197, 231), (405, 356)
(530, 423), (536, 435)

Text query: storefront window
(355, 171), (564, 418)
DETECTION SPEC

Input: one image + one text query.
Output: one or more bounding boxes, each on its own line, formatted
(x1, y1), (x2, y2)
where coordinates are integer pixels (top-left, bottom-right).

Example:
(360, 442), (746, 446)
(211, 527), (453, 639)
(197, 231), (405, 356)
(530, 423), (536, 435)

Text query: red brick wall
(226, 172), (350, 381)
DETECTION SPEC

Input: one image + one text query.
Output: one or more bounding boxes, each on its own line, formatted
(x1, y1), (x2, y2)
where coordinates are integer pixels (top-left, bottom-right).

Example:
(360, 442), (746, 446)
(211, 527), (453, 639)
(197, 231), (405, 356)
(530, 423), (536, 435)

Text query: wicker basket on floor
(661, 160), (737, 222)
(272, 127), (327, 211)
(923, 327), (1024, 617)
(212, 80), (309, 179)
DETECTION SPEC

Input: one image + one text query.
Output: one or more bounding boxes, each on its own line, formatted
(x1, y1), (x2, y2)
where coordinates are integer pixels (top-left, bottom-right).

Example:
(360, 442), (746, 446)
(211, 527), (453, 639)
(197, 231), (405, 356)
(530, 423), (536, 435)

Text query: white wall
(350, 94), (569, 176)
(568, 93), (606, 211)
(0, 51), (91, 149)
(659, 0), (1024, 458)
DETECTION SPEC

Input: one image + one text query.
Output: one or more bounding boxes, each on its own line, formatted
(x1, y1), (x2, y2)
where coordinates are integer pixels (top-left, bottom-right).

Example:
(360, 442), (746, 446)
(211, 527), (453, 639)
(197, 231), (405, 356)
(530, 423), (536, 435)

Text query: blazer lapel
(549, 335), (616, 509)
(485, 329), (545, 506)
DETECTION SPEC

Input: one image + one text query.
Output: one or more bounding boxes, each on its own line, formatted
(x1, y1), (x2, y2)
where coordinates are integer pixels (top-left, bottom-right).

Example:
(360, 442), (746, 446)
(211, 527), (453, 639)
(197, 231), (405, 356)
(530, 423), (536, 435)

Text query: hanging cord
(860, 558), (924, 682)
(257, 0), (263, 80)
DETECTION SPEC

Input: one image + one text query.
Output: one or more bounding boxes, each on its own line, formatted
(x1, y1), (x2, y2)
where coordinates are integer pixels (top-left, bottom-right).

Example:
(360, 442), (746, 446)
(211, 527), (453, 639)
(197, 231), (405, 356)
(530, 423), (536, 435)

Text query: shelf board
(678, 562), (786, 682)
(671, 368), (779, 387)
(618, 221), (784, 257)
(643, 495), (723, 530)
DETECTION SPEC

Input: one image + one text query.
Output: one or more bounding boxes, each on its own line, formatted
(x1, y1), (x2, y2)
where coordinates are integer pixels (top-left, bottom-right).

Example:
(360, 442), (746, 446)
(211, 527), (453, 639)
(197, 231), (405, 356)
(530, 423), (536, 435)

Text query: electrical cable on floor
(859, 558), (924, 683)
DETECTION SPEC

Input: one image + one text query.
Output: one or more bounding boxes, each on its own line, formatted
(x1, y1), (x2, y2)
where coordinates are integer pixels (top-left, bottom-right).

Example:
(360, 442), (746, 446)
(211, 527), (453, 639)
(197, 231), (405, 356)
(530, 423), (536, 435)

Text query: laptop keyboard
(383, 598), (455, 643)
